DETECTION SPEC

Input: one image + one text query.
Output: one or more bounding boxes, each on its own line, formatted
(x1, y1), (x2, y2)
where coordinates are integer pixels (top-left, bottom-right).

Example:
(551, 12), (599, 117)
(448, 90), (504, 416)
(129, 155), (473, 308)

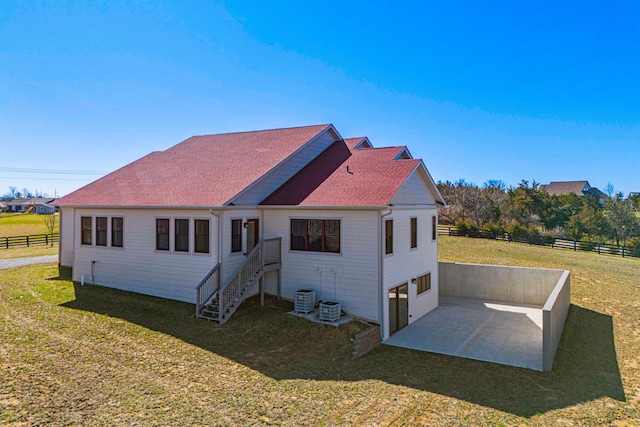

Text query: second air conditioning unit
(319, 301), (341, 322)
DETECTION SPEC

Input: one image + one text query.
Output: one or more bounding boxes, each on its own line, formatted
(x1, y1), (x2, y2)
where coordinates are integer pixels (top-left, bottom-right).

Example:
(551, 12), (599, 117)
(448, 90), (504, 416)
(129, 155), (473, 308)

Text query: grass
(0, 243), (58, 260)
(0, 212), (59, 237)
(1, 237), (639, 425)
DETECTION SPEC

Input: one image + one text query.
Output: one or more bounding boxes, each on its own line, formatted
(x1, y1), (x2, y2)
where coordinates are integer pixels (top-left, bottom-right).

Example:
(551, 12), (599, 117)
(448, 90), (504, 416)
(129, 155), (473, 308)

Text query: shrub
(507, 222), (530, 242)
(483, 221), (505, 239)
(625, 238), (640, 258)
(455, 220), (480, 237)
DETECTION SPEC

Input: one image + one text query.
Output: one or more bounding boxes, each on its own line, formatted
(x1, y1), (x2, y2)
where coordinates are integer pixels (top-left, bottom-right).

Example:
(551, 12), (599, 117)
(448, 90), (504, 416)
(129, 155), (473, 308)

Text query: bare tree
(42, 213), (56, 247)
(9, 186), (16, 198)
(604, 182), (615, 198)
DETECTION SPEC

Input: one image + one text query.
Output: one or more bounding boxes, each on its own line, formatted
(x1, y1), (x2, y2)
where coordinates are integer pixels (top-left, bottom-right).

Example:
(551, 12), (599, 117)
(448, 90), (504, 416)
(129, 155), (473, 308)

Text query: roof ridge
(190, 124), (332, 138)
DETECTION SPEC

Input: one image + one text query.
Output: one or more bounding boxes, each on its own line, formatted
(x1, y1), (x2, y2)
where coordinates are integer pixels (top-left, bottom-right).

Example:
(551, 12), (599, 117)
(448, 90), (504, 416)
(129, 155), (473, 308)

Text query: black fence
(1, 233), (59, 249)
(438, 226), (640, 259)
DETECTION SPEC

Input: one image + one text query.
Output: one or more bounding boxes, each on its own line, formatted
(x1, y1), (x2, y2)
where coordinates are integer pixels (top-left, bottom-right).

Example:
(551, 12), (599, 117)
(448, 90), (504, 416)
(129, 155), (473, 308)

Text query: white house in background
(55, 124), (446, 340)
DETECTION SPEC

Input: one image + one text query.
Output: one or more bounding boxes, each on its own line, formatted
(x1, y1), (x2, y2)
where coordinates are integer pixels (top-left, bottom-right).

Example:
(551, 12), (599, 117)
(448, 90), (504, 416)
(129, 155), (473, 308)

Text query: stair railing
(195, 263), (220, 318)
(217, 241), (263, 324)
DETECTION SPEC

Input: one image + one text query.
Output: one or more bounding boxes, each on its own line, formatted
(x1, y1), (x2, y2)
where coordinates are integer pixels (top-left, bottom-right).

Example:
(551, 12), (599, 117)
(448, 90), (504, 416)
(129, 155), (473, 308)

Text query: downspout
(379, 207), (393, 341)
(58, 208), (62, 267)
(210, 209), (222, 283)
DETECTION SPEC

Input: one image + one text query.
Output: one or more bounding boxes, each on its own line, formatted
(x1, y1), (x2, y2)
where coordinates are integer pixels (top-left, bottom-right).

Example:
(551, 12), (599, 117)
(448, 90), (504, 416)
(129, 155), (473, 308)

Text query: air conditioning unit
(319, 301), (341, 322)
(294, 290), (315, 314)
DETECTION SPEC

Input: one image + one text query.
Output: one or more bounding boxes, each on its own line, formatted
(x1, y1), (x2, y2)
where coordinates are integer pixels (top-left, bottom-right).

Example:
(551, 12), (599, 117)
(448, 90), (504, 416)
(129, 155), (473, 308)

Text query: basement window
(417, 272), (431, 294)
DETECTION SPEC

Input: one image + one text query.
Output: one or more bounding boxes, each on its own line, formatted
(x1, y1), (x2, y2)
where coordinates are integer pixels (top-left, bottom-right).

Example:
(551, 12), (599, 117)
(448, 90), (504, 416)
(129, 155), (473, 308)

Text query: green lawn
(0, 243), (58, 259)
(0, 212), (59, 237)
(1, 237), (639, 425)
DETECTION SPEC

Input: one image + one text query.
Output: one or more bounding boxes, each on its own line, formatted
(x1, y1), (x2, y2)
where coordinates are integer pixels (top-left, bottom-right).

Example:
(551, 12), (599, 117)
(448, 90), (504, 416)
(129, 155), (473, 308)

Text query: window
(194, 219), (210, 253)
(156, 219), (169, 251)
(175, 219), (189, 252)
(432, 215), (437, 241)
(417, 272), (431, 294)
(112, 217), (123, 248)
(96, 217), (107, 246)
(410, 217), (417, 249)
(290, 219), (340, 253)
(385, 219), (393, 255)
(231, 219), (242, 253)
(81, 216), (92, 245)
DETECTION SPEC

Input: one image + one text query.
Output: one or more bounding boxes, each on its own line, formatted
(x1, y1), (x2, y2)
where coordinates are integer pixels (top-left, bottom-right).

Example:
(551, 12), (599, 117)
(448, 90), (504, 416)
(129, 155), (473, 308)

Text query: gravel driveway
(0, 255), (58, 270)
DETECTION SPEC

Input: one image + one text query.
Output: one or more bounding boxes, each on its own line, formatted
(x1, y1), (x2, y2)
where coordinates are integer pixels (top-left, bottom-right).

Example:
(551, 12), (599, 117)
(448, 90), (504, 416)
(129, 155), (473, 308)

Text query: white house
(56, 124), (446, 340)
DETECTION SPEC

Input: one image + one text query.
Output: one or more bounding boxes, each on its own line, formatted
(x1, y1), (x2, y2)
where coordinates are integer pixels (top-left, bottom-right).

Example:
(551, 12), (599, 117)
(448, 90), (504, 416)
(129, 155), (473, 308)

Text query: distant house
(55, 124), (446, 340)
(7, 198), (28, 212)
(0, 201), (7, 213)
(540, 181), (608, 205)
(22, 198), (56, 214)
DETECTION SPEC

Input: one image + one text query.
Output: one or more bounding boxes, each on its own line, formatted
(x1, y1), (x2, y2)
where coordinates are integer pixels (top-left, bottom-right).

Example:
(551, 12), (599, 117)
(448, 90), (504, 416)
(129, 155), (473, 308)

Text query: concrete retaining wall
(439, 262), (563, 306)
(542, 270), (571, 371)
(439, 262), (570, 372)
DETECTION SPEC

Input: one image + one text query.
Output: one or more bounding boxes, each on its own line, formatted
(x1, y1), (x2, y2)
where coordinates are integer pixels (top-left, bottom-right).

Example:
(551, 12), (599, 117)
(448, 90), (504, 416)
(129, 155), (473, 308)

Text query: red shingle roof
(261, 142), (420, 207)
(56, 125), (331, 207)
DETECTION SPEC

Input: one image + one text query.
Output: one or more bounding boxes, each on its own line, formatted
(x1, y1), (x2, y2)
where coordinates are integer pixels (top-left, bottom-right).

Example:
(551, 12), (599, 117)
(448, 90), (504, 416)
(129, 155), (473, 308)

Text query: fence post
(5, 237), (7, 249)
(46, 234), (49, 246)
(574, 240), (577, 251)
(26, 236), (29, 247)
(622, 246), (625, 257)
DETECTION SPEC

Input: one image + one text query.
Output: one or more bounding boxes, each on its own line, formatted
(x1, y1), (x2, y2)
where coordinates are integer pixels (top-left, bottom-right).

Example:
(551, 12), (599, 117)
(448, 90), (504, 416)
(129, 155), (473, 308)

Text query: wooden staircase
(195, 238), (281, 325)
(198, 268), (263, 323)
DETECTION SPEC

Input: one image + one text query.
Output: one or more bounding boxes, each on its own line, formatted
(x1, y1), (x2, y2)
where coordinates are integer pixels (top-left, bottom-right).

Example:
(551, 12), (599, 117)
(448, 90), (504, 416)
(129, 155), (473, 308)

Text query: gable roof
(540, 181), (608, 201)
(261, 141), (438, 207)
(56, 125), (333, 207)
(540, 181), (590, 196)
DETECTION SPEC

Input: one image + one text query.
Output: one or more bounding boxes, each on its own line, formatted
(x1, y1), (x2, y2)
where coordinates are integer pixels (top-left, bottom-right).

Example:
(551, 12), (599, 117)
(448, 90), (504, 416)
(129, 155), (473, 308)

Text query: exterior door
(389, 283), (409, 335)
(246, 218), (259, 253)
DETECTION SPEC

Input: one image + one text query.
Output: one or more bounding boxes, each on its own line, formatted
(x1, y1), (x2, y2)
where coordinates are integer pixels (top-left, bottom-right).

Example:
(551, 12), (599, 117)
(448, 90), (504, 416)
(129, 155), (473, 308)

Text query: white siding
(231, 130), (338, 205)
(59, 207), (75, 267)
(71, 208), (219, 303)
(382, 208), (439, 340)
(218, 208), (262, 283)
(390, 168), (436, 206)
(263, 209), (380, 322)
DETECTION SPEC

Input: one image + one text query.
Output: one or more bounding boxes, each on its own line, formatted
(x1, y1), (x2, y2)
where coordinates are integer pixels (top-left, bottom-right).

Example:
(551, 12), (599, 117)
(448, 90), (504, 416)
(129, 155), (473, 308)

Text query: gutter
(379, 207), (393, 340)
(209, 209), (223, 281)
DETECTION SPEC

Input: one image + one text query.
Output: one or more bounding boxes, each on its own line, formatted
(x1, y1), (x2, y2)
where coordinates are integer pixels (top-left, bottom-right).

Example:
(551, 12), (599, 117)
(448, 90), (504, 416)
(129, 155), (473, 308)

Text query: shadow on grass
(61, 279), (625, 417)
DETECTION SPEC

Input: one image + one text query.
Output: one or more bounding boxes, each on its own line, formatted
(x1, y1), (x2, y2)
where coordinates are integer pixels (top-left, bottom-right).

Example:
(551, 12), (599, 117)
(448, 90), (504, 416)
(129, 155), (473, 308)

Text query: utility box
(319, 301), (341, 322)
(294, 290), (315, 314)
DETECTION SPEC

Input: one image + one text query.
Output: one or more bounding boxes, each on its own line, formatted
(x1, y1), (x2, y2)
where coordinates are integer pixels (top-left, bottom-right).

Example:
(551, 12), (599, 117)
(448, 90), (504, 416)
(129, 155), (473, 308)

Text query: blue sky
(1, 1), (639, 198)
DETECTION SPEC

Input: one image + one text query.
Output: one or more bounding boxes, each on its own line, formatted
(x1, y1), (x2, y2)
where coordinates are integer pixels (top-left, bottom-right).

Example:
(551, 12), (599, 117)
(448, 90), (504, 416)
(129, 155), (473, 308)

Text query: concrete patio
(385, 295), (544, 370)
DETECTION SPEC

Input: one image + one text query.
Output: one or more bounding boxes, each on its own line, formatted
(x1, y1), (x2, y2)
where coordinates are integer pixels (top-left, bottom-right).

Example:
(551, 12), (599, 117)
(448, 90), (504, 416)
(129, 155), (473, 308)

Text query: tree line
(1, 186), (52, 199)
(437, 180), (640, 249)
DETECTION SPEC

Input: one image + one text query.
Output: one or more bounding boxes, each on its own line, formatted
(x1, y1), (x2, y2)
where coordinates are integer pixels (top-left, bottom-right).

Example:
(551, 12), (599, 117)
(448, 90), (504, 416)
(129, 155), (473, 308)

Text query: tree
(501, 180), (547, 228)
(9, 186), (16, 198)
(42, 213), (56, 247)
(603, 182), (615, 198)
(605, 193), (639, 246)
